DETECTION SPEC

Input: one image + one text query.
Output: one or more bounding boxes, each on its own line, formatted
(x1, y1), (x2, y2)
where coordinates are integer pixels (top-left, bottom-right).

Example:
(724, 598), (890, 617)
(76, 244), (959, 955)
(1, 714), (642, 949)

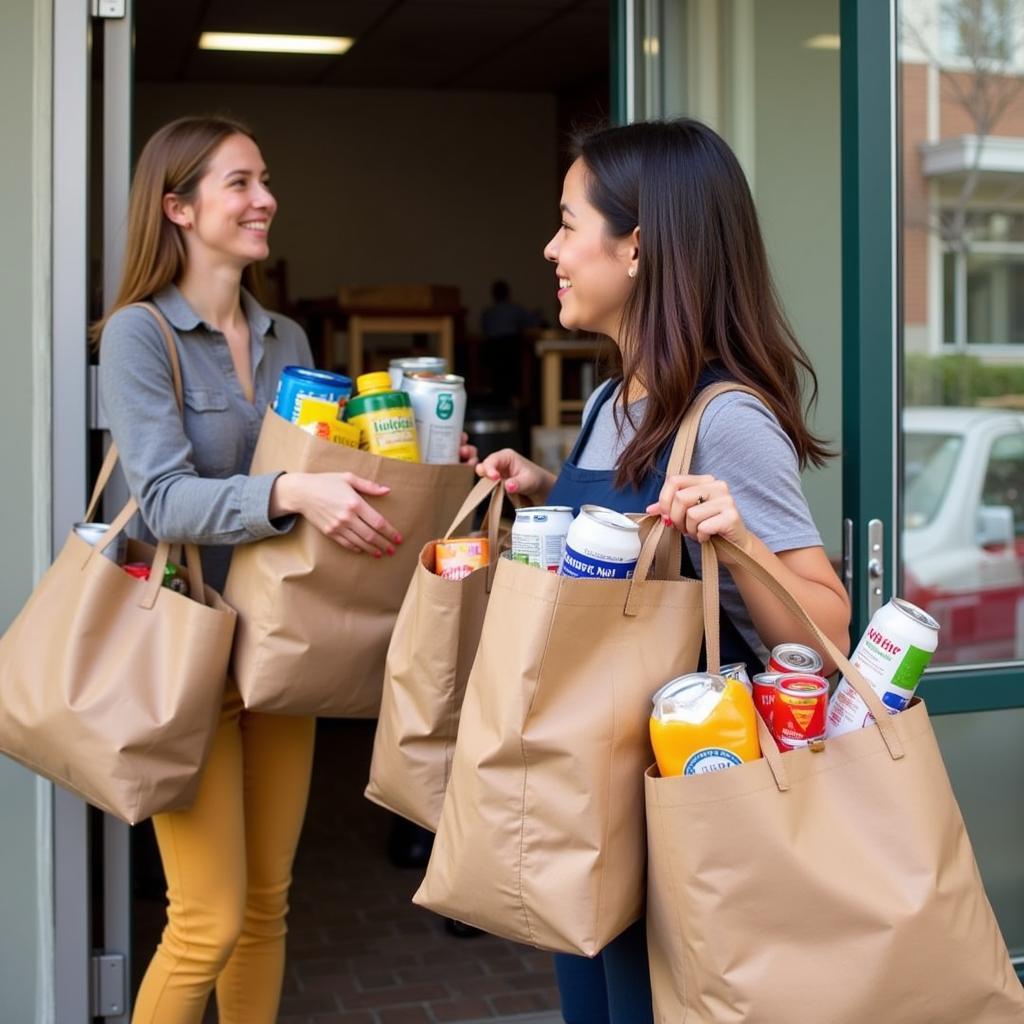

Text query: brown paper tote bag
(645, 536), (1024, 1024)
(365, 475), (508, 831)
(0, 304), (235, 824)
(413, 385), (750, 955)
(223, 407), (473, 718)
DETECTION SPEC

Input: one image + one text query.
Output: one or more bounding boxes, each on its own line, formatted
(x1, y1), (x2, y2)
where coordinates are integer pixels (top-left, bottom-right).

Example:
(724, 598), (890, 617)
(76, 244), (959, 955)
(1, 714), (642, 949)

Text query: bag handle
(709, 535), (906, 792)
(653, 380), (766, 579)
(82, 302), (210, 607)
(442, 475), (509, 592)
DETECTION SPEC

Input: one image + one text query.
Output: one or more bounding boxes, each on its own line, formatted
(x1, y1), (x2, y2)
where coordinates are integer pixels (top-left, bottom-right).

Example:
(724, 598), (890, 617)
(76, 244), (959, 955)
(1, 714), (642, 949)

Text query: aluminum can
(511, 506), (573, 571)
(434, 537), (489, 581)
(767, 642), (824, 676)
(826, 598), (940, 738)
(558, 505), (641, 579)
(74, 521), (127, 565)
(772, 673), (828, 751)
(719, 662), (752, 692)
(402, 372), (467, 464)
(751, 672), (780, 722)
(273, 366), (352, 423)
(388, 356), (448, 391)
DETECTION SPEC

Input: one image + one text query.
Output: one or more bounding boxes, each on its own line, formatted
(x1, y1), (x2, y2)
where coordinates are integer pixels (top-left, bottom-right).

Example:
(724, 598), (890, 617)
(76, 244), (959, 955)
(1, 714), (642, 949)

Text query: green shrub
(905, 353), (1024, 406)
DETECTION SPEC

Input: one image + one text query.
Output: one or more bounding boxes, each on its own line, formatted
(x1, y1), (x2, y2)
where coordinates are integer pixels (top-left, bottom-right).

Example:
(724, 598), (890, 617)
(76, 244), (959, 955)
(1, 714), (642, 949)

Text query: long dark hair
(573, 119), (831, 488)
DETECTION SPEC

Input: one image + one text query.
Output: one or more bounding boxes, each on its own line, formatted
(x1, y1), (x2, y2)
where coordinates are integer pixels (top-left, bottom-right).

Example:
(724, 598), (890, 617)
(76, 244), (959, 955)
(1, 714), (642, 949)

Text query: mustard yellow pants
(132, 685), (315, 1024)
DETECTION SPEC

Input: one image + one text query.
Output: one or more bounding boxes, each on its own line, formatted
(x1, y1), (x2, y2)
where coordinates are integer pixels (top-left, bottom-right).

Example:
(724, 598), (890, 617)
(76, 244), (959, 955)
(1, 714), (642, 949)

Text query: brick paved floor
(133, 718), (563, 1023)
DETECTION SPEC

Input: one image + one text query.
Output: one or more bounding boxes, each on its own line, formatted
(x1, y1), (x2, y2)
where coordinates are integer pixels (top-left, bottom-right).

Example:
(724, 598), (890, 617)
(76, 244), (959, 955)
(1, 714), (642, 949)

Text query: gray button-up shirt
(98, 283), (314, 591)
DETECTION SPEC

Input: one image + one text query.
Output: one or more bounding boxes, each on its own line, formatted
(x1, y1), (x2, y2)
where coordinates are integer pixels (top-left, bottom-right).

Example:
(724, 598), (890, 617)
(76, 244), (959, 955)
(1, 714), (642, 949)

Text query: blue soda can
(273, 366), (353, 423)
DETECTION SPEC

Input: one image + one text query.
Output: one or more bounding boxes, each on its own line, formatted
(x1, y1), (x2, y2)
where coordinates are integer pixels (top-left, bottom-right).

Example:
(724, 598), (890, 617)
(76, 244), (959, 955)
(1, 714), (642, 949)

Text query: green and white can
(401, 372), (466, 464)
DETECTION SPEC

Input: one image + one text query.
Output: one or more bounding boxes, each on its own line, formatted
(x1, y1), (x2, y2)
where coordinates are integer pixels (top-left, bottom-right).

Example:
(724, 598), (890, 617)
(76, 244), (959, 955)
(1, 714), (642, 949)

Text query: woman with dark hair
(96, 116), (412, 1023)
(476, 118), (850, 1022)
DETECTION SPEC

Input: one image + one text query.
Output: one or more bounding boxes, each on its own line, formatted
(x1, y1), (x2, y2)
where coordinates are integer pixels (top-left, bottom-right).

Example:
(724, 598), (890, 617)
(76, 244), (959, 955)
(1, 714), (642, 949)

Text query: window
(981, 432), (1024, 533)
(939, 0), (1017, 63)
(905, 432), (964, 527)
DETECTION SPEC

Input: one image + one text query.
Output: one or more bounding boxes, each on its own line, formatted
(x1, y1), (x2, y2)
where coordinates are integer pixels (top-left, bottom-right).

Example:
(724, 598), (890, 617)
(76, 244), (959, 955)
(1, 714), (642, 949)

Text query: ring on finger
(696, 494), (707, 505)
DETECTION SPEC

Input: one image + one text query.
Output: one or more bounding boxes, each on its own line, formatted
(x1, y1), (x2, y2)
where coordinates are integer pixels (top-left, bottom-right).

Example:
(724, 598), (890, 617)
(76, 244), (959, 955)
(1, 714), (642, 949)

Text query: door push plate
(91, 952), (126, 1016)
(91, 0), (126, 18)
(867, 519), (884, 617)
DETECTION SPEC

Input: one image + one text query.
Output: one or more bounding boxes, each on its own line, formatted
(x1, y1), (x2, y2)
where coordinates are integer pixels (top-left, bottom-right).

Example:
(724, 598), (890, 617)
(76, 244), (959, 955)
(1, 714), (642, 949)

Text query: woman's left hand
(646, 473), (752, 559)
(459, 432), (479, 467)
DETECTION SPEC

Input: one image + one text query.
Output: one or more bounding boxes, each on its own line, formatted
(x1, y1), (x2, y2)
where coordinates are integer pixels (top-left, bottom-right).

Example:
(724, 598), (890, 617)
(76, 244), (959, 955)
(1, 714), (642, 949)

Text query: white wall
(135, 84), (561, 333)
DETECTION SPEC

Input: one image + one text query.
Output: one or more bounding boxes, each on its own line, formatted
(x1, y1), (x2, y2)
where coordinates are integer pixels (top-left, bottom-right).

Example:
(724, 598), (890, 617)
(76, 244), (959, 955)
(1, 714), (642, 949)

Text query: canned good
(649, 672), (761, 777)
(752, 672), (781, 723)
(558, 505), (641, 580)
(435, 537), (489, 581)
(772, 673), (828, 751)
(402, 372), (467, 464)
(345, 372), (420, 462)
(273, 366), (352, 423)
(767, 642), (824, 676)
(826, 598), (940, 738)
(719, 662), (752, 692)
(511, 506), (573, 571)
(122, 561), (190, 597)
(74, 522), (127, 565)
(388, 356), (448, 391)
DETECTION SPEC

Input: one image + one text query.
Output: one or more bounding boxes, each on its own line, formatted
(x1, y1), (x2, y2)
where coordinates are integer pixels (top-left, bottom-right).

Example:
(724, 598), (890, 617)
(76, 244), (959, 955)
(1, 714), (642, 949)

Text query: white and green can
(826, 597), (940, 738)
(401, 372), (466, 464)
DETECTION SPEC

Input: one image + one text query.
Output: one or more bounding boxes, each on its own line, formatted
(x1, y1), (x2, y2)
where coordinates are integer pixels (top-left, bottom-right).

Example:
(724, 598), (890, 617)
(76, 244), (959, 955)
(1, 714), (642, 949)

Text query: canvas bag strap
(712, 536), (905, 782)
(442, 475), (511, 592)
(82, 302), (210, 606)
(653, 381), (767, 579)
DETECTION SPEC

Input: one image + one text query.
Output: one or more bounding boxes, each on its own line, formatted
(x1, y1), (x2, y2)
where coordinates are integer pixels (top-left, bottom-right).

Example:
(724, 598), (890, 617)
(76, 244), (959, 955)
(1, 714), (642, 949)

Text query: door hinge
(91, 0), (126, 18)
(841, 518), (854, 601)
(91, 952), (126, 1017)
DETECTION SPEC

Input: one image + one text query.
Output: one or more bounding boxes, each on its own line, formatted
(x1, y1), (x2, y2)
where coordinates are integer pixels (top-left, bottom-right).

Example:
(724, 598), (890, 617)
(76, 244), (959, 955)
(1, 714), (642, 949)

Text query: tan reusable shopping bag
(0, 304), (235, 824)
(413, 384), (750, 955)
(223, 407), (473, 717)
(365, 475), (508, 831)
(645, 536), (1024, 1024)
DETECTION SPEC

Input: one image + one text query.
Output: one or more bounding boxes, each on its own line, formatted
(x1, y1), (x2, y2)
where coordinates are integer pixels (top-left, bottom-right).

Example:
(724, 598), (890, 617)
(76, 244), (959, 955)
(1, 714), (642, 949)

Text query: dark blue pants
(553, 918), (654, 1024)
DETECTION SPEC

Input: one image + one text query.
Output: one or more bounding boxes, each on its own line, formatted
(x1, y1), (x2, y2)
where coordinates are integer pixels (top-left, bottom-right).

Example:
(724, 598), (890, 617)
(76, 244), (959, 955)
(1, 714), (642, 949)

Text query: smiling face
(166, 132), (276, 270)
(543, 158), (637, 341)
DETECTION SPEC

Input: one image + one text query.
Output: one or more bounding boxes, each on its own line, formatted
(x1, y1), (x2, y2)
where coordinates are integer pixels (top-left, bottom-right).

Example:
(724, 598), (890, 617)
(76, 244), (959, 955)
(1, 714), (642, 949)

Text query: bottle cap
(356, 371), (393, 394)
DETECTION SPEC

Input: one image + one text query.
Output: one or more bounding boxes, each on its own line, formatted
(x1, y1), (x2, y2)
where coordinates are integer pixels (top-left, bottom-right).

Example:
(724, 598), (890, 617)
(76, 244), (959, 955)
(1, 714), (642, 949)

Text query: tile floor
(133, 718), (564, 1024)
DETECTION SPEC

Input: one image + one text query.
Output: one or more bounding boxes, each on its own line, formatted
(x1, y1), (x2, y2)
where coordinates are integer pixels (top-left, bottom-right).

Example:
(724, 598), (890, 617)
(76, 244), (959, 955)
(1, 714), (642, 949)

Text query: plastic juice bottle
(650, 673), (761, 777)
(345, 372), (420, 462)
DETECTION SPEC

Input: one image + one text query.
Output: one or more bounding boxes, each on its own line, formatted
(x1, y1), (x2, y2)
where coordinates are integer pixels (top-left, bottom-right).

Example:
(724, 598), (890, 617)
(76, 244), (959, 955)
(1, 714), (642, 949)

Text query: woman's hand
(459, 432), (479, 467)
(646, 473), (752, 561)
(475, 448), (556, 503)
(271, 472), (402, 557)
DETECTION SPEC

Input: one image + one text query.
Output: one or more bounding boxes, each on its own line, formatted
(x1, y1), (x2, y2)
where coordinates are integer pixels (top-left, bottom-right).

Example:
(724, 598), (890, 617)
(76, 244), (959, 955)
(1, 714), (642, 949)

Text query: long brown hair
(90, 115), (263, 346)
(573, 119), (832, 489)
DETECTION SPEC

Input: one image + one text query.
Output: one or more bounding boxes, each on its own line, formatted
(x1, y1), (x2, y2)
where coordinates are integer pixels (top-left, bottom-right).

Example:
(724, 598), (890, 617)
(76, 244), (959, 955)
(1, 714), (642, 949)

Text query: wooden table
(535, 337), (607, 427)
(347, 312), (455, 381)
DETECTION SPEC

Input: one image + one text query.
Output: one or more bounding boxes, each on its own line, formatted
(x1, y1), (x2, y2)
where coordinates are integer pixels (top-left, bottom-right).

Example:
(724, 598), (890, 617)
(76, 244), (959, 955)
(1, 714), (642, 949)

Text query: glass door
(896, 0), (1024, 963)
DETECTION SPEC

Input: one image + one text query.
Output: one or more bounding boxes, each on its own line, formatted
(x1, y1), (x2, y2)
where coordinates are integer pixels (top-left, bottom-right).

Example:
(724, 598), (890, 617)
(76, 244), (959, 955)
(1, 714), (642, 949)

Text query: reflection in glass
(900, 0), (1024, 667)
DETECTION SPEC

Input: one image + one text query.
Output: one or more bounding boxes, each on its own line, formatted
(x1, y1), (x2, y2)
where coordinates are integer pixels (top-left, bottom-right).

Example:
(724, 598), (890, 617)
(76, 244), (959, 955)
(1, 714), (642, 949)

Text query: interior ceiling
(135, 0), (610, 93)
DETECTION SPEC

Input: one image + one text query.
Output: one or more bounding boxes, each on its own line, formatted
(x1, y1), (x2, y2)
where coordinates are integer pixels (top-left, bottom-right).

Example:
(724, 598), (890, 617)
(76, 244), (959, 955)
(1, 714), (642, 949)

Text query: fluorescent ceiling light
(804, 34), (840, 50)
(199, 32), (354, 55)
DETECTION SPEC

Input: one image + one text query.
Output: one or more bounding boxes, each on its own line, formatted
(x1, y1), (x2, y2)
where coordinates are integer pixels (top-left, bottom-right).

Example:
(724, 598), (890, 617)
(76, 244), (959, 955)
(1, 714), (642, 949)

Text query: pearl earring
(628, 267), (637, 278)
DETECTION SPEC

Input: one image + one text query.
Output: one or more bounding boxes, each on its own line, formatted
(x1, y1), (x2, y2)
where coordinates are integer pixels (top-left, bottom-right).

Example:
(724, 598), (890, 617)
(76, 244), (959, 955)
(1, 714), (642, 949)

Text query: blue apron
(548, 367), (760, 1024)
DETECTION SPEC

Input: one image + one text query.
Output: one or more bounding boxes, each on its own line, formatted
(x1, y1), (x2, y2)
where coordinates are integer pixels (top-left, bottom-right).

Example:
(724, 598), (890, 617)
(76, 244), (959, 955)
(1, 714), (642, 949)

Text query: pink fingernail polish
(374, 551), (382, 559)
(387, 546), (395, 556)
(663, 517), (672, 526)
(394, 533), (403, 544)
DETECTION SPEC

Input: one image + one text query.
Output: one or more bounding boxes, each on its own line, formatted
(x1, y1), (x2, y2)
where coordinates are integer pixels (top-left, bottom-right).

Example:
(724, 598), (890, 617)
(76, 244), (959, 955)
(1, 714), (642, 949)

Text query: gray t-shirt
(577, 381), (822, 659)
(99, 284), (314, 591)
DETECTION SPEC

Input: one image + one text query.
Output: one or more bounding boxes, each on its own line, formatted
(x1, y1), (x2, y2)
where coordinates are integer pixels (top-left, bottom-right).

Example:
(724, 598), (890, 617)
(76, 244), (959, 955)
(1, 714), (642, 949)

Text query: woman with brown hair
(96, 116), (405, 1023)
(476, 118), (851, 1022)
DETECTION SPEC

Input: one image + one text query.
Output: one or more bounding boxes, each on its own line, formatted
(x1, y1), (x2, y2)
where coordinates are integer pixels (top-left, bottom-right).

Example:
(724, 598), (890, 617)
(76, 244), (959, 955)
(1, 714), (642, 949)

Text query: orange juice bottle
(650, 672), (761, 777)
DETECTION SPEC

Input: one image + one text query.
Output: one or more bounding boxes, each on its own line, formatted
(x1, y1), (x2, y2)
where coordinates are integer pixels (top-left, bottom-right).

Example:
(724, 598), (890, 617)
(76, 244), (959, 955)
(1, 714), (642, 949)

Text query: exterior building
(1, 1), (1022, 1020)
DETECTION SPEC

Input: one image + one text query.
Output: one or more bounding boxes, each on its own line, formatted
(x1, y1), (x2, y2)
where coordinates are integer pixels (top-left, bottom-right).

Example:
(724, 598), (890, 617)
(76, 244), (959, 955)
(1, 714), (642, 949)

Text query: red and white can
(771, 673), (828, 751)
(767, 642), (824, 676)
(751, 672), (781, 723)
